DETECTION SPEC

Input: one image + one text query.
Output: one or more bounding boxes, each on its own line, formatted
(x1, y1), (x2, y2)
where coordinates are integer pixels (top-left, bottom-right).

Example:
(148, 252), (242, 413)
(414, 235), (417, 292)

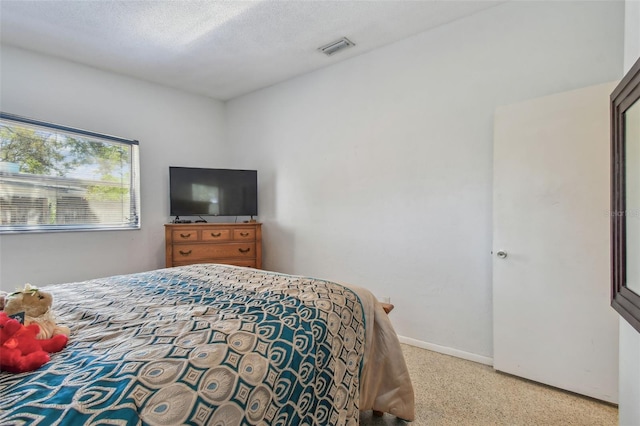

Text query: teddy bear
(0, 312), (68, 373)
(3, 284), (70, 340)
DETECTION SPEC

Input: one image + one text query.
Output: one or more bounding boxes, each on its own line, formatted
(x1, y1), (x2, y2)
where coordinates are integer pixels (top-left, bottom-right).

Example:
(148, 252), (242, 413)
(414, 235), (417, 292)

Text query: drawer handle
(211, 232), (222, 237)
(180, 233), (191, 238)
(238, 248), (251, 254)
(240, 232), (250, 237)
(179, 250), (192, 256)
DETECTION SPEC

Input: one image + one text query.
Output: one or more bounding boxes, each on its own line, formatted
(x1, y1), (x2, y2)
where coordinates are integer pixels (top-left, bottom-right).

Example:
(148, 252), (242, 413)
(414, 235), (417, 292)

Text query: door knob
(496, 250), (508, 259)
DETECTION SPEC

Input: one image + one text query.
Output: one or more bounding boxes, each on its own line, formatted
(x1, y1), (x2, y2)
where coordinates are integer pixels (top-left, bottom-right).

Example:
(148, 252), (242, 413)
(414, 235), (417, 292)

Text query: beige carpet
(360, 344), (618, 425)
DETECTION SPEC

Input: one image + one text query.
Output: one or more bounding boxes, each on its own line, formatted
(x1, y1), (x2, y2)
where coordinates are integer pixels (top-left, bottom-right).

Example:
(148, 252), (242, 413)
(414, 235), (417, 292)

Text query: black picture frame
(611, 55), (640, 333)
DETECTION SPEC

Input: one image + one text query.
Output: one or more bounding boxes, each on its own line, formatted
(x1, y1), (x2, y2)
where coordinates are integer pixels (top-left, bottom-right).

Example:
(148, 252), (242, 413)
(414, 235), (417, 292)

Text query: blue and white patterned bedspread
(0, 264), (366, 425)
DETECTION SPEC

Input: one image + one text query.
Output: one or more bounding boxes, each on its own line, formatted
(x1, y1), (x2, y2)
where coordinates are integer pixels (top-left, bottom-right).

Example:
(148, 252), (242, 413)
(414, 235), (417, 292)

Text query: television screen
(169, 167), (257, 217)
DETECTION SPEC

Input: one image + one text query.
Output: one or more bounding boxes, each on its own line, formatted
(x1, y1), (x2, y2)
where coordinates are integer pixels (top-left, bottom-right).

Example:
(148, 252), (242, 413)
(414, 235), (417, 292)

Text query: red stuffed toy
(0, 312), (68, 373)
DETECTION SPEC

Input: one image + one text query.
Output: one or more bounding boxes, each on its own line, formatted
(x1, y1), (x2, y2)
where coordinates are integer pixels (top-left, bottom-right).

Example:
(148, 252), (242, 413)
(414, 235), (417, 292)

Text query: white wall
(226, 1), (624, 358)
(0, 46), (227, 290)
(620, 0), (640, 423)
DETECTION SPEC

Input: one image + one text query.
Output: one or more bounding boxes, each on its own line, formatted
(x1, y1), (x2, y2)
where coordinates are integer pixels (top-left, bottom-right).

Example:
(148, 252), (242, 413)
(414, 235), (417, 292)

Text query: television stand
(165, 222), (262, 269)
(173, 216), (192, 224)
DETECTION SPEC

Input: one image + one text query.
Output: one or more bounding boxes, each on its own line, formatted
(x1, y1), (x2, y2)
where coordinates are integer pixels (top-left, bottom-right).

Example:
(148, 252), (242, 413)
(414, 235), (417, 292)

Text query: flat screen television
(169, 167), (257, 218)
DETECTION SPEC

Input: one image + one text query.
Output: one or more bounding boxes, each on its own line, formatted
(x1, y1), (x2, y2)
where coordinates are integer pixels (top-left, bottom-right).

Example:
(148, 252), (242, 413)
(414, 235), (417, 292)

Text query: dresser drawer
(165, 223), (262, 269)
(172, 229), (199, 241)
(172, 243), (256, 262)
(172, 259), (257, 268)
(233, 228), (255, 240)
(227, 259), (257, 268)
(201, 228), (232, 241)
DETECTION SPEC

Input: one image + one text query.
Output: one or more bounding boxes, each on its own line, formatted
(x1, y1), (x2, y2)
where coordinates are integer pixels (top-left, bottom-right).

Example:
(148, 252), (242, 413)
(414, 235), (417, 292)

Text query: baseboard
(398, 335), (494, 366)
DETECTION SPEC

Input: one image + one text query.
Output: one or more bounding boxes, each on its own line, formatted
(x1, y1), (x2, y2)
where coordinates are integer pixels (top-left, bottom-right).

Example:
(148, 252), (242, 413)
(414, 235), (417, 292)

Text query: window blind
(0, 113), (140, 233)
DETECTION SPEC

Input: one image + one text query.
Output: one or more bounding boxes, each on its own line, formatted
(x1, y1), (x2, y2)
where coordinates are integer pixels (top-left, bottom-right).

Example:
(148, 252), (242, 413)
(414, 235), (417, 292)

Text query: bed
(0, 263), (415, 425)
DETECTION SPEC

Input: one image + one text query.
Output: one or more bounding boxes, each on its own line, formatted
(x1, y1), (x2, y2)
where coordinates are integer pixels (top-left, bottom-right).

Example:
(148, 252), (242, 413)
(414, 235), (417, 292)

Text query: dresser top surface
(165, 222), (260, 227)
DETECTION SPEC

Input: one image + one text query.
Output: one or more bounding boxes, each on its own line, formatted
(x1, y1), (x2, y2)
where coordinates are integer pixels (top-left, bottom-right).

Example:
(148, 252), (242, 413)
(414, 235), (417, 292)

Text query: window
(0, 112), (140, 233)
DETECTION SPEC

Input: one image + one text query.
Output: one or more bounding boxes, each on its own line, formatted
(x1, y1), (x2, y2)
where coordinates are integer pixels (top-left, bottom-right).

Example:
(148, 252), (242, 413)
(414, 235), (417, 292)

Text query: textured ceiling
(0, 1), (504, 101)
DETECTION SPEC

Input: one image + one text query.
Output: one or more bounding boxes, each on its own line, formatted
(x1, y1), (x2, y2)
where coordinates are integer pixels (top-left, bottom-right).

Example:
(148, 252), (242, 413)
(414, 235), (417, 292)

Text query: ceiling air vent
(318, 37), (355, 56)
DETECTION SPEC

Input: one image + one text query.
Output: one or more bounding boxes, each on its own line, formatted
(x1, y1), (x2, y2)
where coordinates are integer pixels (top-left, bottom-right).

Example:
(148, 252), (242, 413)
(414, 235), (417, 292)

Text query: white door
(493, 82), (619, 403)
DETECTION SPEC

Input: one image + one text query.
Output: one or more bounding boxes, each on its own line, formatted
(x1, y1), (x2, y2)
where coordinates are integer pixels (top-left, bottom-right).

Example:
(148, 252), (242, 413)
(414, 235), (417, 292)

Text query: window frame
(0, 112), (140, 234)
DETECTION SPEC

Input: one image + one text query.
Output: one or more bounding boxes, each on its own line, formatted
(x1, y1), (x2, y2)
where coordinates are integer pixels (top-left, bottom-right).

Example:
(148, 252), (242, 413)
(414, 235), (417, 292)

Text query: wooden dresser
(165, 223), (262, 269)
